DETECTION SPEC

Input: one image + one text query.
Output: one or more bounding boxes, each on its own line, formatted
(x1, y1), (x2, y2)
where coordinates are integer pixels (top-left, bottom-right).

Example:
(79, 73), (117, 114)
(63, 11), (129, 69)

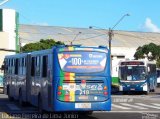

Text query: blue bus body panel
(52, 46), (111, 112)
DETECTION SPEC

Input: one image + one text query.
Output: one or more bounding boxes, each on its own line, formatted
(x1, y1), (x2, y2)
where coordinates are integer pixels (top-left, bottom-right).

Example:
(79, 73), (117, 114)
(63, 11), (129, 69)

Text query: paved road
(0, 88), (160, 119)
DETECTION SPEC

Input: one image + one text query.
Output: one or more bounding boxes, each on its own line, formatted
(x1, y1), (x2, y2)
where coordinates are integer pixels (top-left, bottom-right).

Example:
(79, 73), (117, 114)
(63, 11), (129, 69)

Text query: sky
(1, 0), (160, 32)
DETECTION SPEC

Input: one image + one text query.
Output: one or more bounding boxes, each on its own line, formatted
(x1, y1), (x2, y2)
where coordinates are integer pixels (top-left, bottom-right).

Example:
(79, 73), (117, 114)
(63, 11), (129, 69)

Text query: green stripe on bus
(59, 71), (65, 101)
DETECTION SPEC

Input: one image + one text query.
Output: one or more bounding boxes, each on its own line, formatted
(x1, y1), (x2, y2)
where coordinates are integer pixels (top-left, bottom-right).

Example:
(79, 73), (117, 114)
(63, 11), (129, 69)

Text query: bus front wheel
(7, 86), (14, 101)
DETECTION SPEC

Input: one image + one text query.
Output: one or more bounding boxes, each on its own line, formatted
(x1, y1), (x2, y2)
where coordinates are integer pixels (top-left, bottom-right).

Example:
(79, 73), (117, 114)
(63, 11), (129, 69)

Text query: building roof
(19, 24), (160, 48)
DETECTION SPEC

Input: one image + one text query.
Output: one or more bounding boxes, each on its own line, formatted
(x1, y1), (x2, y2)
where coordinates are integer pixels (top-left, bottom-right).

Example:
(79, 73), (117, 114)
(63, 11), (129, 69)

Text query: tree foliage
(21, 39), (64, 52)
(134, 43), (160, 67)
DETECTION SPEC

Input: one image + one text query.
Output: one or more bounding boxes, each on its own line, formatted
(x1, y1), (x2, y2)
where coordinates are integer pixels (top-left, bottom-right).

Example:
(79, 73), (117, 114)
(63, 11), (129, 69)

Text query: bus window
(36, 56), (40, 76)
(31, 57), (35, 76)
(58, 52), (106, 73)
(42, 56), (48, 77)
(15, 59), (19, 75)
(22, 58), (26, 75)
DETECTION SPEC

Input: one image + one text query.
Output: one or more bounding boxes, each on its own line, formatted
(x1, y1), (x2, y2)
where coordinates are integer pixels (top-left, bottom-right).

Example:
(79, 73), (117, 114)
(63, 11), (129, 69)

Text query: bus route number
(80, 90), (90, 95)
(72, 58), (82, 65)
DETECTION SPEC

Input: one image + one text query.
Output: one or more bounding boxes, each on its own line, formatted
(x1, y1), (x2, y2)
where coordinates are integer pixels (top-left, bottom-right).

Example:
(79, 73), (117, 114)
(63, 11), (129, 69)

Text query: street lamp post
(108, 13), (130, 53)
(108, 13), (130, 70)
(89, 13), (130, 71)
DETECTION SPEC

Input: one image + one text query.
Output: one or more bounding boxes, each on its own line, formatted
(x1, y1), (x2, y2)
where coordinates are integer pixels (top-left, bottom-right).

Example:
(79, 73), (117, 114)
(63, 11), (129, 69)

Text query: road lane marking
(151, 103), (160, 107)
(135, 103), (160, 109)
(112, 104), (131, 109)
(94, 110), (160, 113)
(119, 103), (148, 109)
(7, 104), (20, 111)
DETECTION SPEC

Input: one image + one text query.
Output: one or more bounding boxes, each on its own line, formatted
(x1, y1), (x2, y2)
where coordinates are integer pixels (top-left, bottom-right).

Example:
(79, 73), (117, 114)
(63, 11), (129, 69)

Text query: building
(0, 9), (19, 83)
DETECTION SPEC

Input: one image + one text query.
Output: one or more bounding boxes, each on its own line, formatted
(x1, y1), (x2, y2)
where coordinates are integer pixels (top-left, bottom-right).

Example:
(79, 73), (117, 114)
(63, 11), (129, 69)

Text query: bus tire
(19, 90), (25, 106)
(85, 111), (93, 115)
(79, 111), (93, 116)
(7, 86), (14, 101)
(38, 94), (43, 113)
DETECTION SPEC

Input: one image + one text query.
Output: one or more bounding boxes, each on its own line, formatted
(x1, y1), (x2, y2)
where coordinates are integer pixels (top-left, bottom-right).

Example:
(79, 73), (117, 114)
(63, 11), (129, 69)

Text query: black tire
(19, 90), (25, 107)
(79, 111), (93, 116)
(38, 95), (43, 113)
(122, 91), (128, 95)
(8, 86), (13, 101)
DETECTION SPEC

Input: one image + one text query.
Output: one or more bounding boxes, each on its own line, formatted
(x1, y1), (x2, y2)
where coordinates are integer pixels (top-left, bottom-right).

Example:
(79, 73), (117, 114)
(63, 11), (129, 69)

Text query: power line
(114, 32), (159, 42)
(0, 0), (10, 6)
(65, 34), (107, 43)
(20, 31), (101, 35)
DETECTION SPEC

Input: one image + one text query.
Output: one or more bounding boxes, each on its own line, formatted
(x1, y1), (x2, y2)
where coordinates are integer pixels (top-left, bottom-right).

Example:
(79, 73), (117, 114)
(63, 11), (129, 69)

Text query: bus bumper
(53, 99), (111, 112)
(119, 83), (147, 92)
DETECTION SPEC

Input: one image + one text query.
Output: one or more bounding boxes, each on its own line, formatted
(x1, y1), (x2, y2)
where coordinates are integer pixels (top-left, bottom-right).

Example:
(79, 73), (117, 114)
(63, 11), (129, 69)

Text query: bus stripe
(59, 71), (65, 101)
(68, 47), (74, 51)
(70, 73), (75, 102)
(64, 72), (70, 102)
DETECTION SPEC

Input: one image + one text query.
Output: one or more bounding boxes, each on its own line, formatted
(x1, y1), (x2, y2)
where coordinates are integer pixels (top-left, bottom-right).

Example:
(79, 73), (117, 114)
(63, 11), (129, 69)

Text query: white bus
(119, 60), (157, 94)
(157, 68), (160, 87)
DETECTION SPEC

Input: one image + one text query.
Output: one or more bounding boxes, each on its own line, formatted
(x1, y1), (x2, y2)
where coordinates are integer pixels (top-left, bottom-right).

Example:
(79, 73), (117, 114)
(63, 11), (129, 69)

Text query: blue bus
(3, 45), (111, 113)
(118, 60), (157, 94)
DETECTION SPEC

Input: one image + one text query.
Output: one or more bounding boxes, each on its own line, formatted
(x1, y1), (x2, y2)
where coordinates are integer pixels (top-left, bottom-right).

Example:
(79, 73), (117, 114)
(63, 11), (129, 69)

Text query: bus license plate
(130, 88), (135, 90)
(75, 103), (91, 108)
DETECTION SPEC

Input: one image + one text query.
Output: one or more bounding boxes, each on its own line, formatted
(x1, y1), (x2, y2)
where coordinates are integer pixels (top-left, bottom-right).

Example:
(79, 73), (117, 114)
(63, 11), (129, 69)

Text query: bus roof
(4, 45), (109, 59)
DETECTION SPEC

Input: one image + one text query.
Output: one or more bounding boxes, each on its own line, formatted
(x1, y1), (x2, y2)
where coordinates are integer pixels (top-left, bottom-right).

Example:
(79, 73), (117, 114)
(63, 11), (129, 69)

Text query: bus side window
(10, 59), (14, 74)
(31, 57), (35, 76)
(19, 58), (22, 75)
(22, 58), (26, 75)
(42, 55), (48, 78)
(36, 56), (40, 76)
(15, 58), (19, 75)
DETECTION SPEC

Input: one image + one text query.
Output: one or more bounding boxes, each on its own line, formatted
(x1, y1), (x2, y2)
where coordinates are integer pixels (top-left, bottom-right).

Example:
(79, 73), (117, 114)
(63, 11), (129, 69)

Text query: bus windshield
(120, 66), (146, 81)
(58, 51), (107, 73)
(157, 70), (160, 78)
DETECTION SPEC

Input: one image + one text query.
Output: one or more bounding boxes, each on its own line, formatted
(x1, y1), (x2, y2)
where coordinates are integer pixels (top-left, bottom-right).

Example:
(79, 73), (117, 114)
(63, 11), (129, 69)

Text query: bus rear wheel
(38, 95), (43, 113)
(19, 90), (25, 106)
(7, 86), (14, 101)
(79, 111), (93, 116)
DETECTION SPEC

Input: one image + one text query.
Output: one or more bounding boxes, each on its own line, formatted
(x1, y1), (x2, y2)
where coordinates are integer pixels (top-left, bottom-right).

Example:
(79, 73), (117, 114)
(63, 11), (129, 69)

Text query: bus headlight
(141, 82), (148, 91)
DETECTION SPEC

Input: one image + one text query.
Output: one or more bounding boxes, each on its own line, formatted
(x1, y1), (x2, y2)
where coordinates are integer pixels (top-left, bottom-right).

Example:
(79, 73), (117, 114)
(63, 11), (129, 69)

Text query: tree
(134, 43), (160, 67)
(21, 39), (64, 52)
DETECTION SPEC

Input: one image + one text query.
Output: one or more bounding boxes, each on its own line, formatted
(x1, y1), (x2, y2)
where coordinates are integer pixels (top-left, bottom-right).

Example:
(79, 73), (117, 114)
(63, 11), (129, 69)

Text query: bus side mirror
(148, 67), (150, 72)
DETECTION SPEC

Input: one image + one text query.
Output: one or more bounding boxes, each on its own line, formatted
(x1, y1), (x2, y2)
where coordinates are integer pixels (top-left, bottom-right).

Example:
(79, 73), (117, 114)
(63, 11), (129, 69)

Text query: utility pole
(89, 13), (130, 70)
(108, 14), (130, 70)
(108, 28), (113, 55)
